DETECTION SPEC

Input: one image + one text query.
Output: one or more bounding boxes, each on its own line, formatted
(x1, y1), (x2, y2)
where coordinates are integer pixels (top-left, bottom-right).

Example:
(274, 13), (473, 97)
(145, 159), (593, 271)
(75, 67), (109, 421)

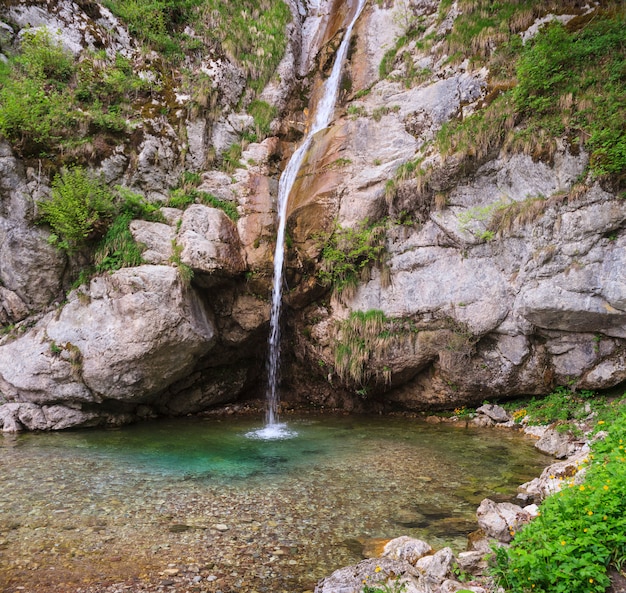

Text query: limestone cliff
(0, 0), (624, 430)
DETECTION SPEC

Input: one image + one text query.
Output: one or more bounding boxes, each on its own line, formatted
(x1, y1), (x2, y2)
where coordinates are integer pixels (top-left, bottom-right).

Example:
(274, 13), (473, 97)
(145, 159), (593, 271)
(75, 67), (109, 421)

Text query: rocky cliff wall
(0, 0), (624, 430)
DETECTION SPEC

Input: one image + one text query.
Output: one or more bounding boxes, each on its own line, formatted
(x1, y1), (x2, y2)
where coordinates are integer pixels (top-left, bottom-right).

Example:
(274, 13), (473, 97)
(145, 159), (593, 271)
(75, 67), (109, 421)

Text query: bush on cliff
(38, 167), (116, 253)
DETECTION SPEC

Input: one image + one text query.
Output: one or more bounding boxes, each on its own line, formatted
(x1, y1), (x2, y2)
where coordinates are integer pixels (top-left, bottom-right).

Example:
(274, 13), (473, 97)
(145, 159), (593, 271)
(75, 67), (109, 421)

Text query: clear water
(265, 0), (367, 428)
(0, 414), (549, 592)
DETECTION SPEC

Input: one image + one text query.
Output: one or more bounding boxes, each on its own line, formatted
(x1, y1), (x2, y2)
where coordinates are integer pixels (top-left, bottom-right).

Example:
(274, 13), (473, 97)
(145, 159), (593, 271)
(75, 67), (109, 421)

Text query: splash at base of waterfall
(245, 422), (298, 440)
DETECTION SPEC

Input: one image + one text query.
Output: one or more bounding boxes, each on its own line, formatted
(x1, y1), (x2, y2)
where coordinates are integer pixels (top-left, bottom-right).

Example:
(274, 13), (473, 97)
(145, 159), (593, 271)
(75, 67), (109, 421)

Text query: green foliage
(0, 29), (77, 154)
(94, 211), (143, 272)
(38, 167), (116, 253)
(522, 387), (605, 427)
(222, 143), (243, 173)
(169, 239), (194, 285)
(102, 0), (204, 57)
(247, 99), (277, 139)
(15, 28), (75, 83)
(493, 405), (626, 593)
(0, 27), (151, 158)
(436, 92), (516, 162)
(202, 0), (291, 94)
(334, 310), (390, 387)
(318, 219), (388, 300)
(514, 18), (626, 177)
(167, 176), (239, 221)
(433, 5), (625, 182)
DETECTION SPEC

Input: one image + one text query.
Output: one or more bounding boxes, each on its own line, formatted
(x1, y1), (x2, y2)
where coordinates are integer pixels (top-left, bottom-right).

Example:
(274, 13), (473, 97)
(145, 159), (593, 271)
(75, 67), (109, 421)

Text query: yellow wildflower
(561, 540), (566, 546)
(374, 566), (381, 573)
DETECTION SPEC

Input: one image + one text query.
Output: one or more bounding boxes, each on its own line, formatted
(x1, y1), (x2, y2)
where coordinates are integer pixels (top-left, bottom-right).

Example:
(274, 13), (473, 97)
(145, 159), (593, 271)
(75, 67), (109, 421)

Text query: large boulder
(179, 205), (246, 275)
(0, 265), (216, 429)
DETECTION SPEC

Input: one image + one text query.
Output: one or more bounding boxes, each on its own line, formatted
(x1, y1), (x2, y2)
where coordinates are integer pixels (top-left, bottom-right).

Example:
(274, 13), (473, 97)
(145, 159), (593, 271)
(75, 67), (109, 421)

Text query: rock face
(0, 266), (217, 430)
(0, 0), (625, 429)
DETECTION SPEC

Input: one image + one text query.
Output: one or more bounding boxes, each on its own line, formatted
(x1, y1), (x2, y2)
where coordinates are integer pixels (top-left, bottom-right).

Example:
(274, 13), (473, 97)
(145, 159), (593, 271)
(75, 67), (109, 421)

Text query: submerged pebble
(0, 414), (547, 593)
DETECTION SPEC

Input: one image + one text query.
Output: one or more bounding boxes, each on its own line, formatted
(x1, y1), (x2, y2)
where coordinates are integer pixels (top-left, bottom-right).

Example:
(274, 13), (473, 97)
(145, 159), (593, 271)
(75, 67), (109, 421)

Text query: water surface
(0, 414), (549, 592)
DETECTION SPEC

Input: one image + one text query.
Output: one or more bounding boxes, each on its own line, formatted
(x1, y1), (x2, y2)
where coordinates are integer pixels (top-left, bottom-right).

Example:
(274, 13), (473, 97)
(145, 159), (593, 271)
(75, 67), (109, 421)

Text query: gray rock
(534, 428), (579, 459)
(179, 205), (245, 275)
(382, 536), (432, 565)
(455, 551), (487, 575)
(315, 557), (420, 593)
(0, 266), (216, 428)
(129, 220), (175, 264)
(476, 404), (509, 423)
(476, 499), (531, 543)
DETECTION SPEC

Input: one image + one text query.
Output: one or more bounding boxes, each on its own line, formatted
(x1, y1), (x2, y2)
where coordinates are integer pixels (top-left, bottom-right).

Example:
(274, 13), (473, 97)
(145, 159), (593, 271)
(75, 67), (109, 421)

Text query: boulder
(476, 499), (531, 543)
(178, 205), (245, 275)
(0, 266), (216, 429)
(476, 404), (509, 423)
(129, 220), (175, 264)
(382, 536), (433, 565)
(534, 427), (580, 459)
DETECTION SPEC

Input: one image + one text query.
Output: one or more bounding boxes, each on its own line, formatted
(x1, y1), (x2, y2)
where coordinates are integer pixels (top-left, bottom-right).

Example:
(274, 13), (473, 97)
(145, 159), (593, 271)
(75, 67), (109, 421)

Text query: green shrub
(167, 185), (239, 221)
(102, 0), (204, 57)
(38, 167), (116, 253)
(492, 405), (626, 593)
(15, 28), (75, 84)
(203, 0), (291, 93)
(0, 29), (78, 153)
(247, 99), (277, 138)
(318, 219), (388, 299)
(94, 211), (144, 271)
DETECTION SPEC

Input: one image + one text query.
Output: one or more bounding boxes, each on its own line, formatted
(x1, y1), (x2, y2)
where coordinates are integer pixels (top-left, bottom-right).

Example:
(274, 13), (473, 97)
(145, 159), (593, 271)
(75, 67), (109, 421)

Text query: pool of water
(0, 413), (550, 592)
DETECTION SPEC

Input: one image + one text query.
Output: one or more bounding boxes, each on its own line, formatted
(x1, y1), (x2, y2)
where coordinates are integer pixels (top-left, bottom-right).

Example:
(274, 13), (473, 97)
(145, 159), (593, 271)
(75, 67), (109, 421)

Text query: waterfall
(253, 0), (366, 439)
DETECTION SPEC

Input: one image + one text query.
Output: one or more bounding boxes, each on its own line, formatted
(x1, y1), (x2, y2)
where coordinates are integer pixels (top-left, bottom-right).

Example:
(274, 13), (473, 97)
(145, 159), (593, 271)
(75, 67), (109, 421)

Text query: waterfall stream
(256, 0), (367, 439)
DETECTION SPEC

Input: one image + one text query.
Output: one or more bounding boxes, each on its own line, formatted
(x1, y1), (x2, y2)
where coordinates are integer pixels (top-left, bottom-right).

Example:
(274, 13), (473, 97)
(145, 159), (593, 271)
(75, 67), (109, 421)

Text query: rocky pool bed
(0, 410), (552, 593)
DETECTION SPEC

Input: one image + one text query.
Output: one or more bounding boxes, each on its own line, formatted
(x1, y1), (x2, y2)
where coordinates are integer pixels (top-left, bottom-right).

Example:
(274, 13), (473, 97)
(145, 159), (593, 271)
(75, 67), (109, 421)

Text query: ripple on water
(0, 414), (550, 593)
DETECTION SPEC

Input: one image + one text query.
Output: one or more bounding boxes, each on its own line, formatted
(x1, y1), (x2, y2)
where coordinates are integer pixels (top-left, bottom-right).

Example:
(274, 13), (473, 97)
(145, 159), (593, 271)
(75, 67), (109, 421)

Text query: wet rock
(382, 536), (432, 565)
(314, 557), (420, 593)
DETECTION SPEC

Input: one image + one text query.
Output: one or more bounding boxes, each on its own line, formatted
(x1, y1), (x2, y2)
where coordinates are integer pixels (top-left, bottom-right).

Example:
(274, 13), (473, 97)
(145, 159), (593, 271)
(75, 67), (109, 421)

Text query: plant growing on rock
(333, 309), (391, 388)
(318, 219), (389, 301)
(38, 167), (116, 253)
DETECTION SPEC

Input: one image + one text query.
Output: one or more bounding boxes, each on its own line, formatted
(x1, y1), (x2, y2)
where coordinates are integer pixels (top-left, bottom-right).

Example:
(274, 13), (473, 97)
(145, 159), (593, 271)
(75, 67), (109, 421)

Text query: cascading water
(249, 0), (367, 440)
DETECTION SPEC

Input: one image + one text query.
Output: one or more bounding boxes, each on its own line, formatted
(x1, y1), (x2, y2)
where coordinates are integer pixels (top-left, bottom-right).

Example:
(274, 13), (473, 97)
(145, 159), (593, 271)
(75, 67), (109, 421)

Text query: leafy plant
(247, 99), (277, 139)
(94, 211), (144, 272)
(334, 310), (390, 388)
(102, 0), (205, 57)
(38, 167), (116, 253)
(492, 405), (626, 593)
(318, 219), (388, 300)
